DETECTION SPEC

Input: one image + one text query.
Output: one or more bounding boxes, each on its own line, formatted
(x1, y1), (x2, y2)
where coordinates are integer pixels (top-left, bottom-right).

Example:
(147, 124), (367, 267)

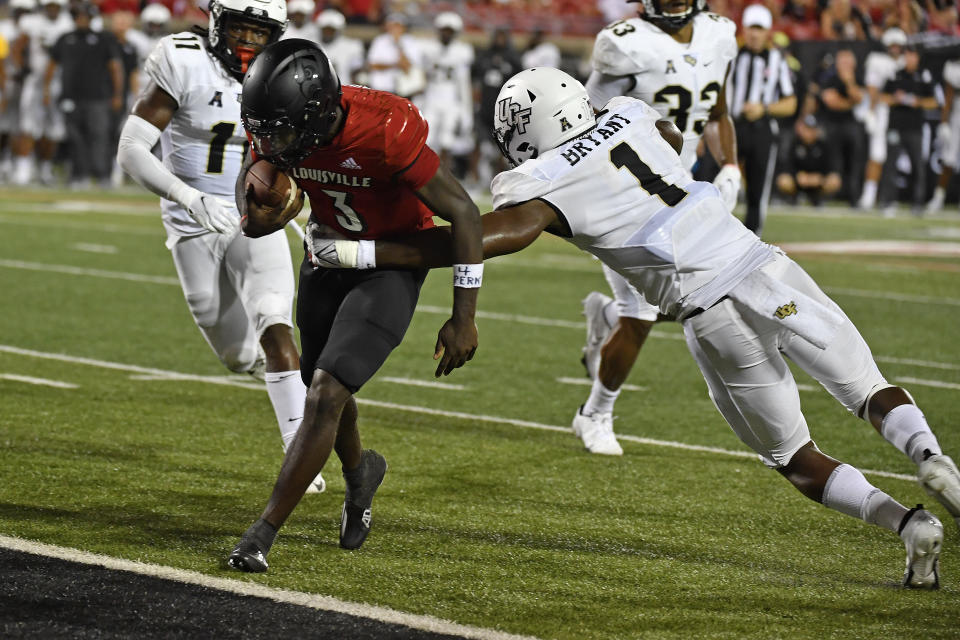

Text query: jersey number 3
(322, 189), (367, 233)
(610, 142), (688, 207)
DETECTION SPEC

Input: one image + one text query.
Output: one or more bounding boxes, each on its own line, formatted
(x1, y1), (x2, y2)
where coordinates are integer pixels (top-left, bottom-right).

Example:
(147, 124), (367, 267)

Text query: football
(244, 159), (293, 209)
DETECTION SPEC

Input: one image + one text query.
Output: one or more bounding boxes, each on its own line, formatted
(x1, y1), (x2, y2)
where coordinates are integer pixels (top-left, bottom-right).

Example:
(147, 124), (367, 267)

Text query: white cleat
(581, 291), (613, 380)
(305, 472), (326, 494)
(572, 407), (623, 456)
(918, 453), (960, 529)
(925, 193), (945, 215)
(899, 506), (943, 589)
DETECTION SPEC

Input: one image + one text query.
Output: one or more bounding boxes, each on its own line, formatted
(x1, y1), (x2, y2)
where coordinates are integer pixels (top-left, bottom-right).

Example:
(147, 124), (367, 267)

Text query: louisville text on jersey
(290, 167), (373, 187)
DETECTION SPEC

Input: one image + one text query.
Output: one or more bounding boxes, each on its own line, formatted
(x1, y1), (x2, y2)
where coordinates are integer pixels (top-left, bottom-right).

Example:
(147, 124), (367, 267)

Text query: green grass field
(1, 186), (958, 639)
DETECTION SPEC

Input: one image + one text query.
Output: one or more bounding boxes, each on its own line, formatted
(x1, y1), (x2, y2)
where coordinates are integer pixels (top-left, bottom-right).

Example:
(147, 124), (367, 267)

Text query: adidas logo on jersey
(340, 157), (362, 170)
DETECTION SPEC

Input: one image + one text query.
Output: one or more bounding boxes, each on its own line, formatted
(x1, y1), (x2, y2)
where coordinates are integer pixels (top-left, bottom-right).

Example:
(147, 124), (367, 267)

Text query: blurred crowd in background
(2, 0), (960, 214)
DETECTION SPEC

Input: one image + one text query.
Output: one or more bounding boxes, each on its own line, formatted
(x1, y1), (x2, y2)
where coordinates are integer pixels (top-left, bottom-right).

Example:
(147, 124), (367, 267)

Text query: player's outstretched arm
(118, 82), (238, 234)
(415, 163), (483, 376)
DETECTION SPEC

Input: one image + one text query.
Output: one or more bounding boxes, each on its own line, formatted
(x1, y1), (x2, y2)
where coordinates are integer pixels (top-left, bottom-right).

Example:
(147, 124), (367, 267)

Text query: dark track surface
(0, 547), (467, 639)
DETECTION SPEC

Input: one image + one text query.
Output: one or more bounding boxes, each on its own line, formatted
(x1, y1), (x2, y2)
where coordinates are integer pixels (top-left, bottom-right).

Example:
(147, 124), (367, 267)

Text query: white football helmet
(141, 2), (171, 24)
(10, 0), (37, 11)
(287, 0), (315, 16)
(208, 0), (287, 79)
(316, 8), (345, 30)
(493, 67), (595, 167)
(434, 11), (463, 32)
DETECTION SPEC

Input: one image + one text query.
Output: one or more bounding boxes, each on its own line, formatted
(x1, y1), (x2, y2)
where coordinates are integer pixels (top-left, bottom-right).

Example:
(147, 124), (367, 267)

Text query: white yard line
(876, 356), (960, 371)
(0, 259), (180, 286)
(379, 376), (465, 390)
(0, 373), (78, 389)
(556, 377), (646, 391)
(0, 535), (539, 640)
(0, 344), (918, 483)
(71, 243), (118, 254)
(894, 376), (960, 391)
(0, 215), (162, 236)
(822, 286), (960, 307)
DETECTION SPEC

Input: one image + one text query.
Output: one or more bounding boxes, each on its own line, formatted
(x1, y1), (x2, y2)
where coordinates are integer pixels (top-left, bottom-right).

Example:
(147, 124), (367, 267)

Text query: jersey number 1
(610, 142), (688, 206)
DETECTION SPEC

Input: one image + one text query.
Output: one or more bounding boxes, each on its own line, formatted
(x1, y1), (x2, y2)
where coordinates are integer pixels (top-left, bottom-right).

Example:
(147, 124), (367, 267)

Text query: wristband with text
(453, 263), (483, 288)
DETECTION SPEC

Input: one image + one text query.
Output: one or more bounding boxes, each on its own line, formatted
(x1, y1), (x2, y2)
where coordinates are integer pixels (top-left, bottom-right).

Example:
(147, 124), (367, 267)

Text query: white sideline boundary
(0, 535), (539, 640)
(0, 344), (917, 483)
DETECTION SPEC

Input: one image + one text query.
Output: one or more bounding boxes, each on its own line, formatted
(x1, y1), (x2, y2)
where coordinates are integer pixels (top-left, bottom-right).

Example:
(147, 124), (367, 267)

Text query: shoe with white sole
(305, 472), (326, 494)
(899, 505), (943, 589)
(918, 453), (960, 529)
(340, 449), (387, 550)
(581, 292), (613, 380)
(572, 407), (622, 456)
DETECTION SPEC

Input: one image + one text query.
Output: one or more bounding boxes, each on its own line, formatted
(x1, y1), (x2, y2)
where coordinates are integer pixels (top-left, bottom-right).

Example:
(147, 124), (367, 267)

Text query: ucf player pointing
(568, 0), (741, 455)
(118, 0), (327, 492)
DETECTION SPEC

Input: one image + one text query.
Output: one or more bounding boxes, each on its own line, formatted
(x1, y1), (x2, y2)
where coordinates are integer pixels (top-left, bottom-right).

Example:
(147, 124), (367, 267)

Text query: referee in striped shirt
(728, 5), (797, 236)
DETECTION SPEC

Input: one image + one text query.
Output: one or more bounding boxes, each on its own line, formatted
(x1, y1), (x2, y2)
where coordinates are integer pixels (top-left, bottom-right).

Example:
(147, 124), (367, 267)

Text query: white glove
(181, 187), (239, 234)
(937, 122), (953, 148)
(713, 164), (742, 213)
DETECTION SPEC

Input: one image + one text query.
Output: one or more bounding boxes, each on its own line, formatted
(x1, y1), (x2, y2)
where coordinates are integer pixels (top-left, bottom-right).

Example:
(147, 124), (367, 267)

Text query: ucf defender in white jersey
(118, 0), (326, 493)
(576, 0), (740, 455)
(419, 12), (475, 169)
(310, 67), (960, 590)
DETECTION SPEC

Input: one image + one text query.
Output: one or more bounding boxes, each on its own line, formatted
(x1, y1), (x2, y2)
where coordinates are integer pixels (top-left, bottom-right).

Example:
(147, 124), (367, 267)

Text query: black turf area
(0, 548), (466, 639)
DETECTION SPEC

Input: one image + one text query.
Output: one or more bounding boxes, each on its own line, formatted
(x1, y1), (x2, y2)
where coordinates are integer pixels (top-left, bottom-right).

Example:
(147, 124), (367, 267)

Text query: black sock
(243, 518), (278, 554)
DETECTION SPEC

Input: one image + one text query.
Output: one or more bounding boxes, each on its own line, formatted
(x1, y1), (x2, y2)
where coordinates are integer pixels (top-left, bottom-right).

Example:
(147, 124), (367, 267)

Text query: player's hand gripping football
(433, 315), (478, 377)
(184, 188), (240, 234)
(243, 180), (305, 235)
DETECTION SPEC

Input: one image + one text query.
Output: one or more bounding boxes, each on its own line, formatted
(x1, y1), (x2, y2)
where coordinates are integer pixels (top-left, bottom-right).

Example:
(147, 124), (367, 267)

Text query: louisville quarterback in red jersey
(227, 39), (482, 572)
(292, 85), (440, 239)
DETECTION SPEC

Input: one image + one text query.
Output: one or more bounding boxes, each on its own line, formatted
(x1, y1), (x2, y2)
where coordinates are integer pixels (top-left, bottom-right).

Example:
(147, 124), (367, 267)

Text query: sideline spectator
(521, 28), (560, 70)
(815, 48), (866, 205)
(44, 1), (121, 188)
(140, 3), (170, 51)
(282, 0), (319, 41)
(878, 45), (938, 215)
(316, 9), (364, 85)
(329, 0), (381, 24)
(859, 27), (906, 209)
(776, 114), (842, 205)
(728, 4), (797, 236)
(420, 12), (474, 178)
(927, 57), (960, 213)
(366, 12), (424, 99)
(471, 27), (521, 187)
(0, 0), (34, 181)
(820, 0), (870, 40)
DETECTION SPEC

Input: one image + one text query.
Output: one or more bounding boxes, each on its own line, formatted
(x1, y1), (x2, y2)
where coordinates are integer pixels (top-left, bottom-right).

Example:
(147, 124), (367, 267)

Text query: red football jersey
(292, 85), (440, 239)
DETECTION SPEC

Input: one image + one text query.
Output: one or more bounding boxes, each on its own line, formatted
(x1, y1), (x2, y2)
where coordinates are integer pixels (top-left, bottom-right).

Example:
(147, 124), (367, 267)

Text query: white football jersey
(420, 38), (474, 108)
(319, 35), (365, 86)
(521, 41), (561, 70)
(19, 12), (74, 76)
(144, 32), (246, 237)
(492, 97), (772, 317)
(282, 22), (319, 42)
(943, 60), (960, 90)
(864, 51), (900, 90)
(590, 13), (737, 169)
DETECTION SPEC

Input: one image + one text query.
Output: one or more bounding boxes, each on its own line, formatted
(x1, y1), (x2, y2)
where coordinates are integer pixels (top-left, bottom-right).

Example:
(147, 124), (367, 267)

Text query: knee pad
(218, 342), (259, 374)
(253, 292), (293, 336)
(861, 383), (914, 420)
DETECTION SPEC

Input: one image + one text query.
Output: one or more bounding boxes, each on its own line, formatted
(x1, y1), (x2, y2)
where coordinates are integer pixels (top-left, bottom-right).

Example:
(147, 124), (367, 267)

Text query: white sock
(602, 300), (619, 329)
(264, 370), (307, 451)
(932, 186), (946, 201)
(13, 156), (32, 183)
(583, 377), (620, 416)
(880, 404), (942, 466)
(860, 180), (877, 206)
(822, 463), (907, 533)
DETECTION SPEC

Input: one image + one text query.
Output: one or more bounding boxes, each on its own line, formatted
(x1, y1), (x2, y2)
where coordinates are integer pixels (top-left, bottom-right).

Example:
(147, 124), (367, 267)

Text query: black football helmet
(241, 39), (342, 168)
(630, 0), (706, 33)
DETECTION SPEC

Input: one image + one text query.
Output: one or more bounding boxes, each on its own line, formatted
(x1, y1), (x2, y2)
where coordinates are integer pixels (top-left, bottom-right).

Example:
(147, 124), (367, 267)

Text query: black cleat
(227, 539), (269, 573)
(340, 449), (387, 550)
